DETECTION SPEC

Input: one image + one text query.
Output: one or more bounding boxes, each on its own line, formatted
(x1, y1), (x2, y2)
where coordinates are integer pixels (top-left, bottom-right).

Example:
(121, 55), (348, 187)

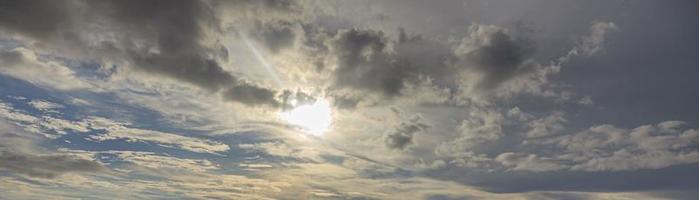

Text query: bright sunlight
(278, 99), (332, 135)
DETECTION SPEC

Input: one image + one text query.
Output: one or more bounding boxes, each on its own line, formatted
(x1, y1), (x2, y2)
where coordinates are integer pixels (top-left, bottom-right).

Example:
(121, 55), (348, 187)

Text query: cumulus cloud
(454, 24), (535, 91)
(435, 107), (506, 157)
(526, 111), (566, 138)
(329, 29), (406, 96)
(385, 115), (430, 150)
(312, 27), (457, 108)
(317, 22), (562, 108)
(428, 112), (699, 187)
(556, 122), (699, 171)
(490, 121), (699, 172)
(315, 23), (544, 107)
(28, 99), (64, 113)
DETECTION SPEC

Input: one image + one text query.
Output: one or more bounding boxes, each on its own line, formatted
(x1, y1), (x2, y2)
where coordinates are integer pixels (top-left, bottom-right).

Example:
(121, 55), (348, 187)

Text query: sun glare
(279, 99), (332, 135)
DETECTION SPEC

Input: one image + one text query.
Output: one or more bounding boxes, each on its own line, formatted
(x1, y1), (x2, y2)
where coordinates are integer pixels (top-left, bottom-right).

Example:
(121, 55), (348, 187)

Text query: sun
(278, 99), (332, 135)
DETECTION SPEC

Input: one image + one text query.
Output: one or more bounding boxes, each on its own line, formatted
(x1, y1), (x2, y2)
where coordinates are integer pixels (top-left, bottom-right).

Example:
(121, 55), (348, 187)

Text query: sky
(0, 0), (698, 199)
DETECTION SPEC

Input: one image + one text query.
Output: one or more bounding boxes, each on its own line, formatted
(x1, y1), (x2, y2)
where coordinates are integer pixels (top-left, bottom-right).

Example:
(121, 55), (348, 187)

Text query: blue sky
(1, 1), (698, 199)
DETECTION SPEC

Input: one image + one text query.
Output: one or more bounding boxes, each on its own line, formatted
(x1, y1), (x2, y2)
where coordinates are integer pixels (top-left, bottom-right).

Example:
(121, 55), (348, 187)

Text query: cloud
(526, 111), (566, 138)
(0, 151), (105, 178)
(238, 141), (323, 162)
(6, 149), (291, 200)
(486, 121), (699, 173)
(579, 22), (618, 56)
(0, 101), (40, 124)
(1, 98), (230, 154)
(249, 20), (303, 53)
(2, 1), (697, 199)
(454, 24), (535, 91)
(330, 29), (405, 96)
(0, 100), (89, 138)
(222, 83), (281, 107)
(558, 21), (619, 63)
(0, 48), (91, 90)
(316, 23), (551, 106)
(457, 119), (699, 173)
(86, 117), (231, 154)
(0, 119), (45, 156)
(28, 99), (64, 113)
(421, 107), (699, 192)
(0, 0), (284, 107)
(107, 150), (219, 172)
(557, 122), (699, 171)
(434, 107), (506, 157)
(495, 152), (566, 172)
(522, 192), (597, 200)
(320, 27), (455, 103)
(385, 114), (430, 150)
(0, 0), (78, 41)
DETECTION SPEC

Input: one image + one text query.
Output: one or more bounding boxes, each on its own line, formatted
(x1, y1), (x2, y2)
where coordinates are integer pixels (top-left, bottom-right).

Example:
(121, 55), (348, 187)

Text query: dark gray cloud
(385, 115), (430, 150)
(323, 24), (537, 103)
(251, 21), (300, 53)
(331, 29), (405, 96)
(0, 0), (283, 107)
(394, 28), (454, 86)
(321, 28), (428, 107)
(0, 151), (105, 179)
(223, 83), (280, 107)
(454, 25), (535, 90)
(0, 0), (77, 41)
(327, 28), (455, 98)
(215, 0), (305, 14)
(90, 0), (234, 91)
(0, 0), (539, 108)
(0, 50), (22, 66)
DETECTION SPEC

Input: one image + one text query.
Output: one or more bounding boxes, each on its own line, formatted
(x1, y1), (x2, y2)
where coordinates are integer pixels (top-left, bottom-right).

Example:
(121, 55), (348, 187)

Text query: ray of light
(238, 30), (284, 86)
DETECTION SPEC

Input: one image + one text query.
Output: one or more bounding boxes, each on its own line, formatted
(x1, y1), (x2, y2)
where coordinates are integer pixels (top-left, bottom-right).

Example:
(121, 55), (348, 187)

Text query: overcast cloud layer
(1, 0), (698, 199)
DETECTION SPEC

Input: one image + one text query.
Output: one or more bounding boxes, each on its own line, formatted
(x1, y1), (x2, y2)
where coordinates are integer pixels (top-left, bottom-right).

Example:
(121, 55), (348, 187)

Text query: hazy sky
(1, 1), (698, 199)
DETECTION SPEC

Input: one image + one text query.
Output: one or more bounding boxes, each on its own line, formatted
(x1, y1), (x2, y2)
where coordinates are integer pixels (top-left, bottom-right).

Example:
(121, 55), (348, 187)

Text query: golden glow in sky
(279, 99), (332, 135)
